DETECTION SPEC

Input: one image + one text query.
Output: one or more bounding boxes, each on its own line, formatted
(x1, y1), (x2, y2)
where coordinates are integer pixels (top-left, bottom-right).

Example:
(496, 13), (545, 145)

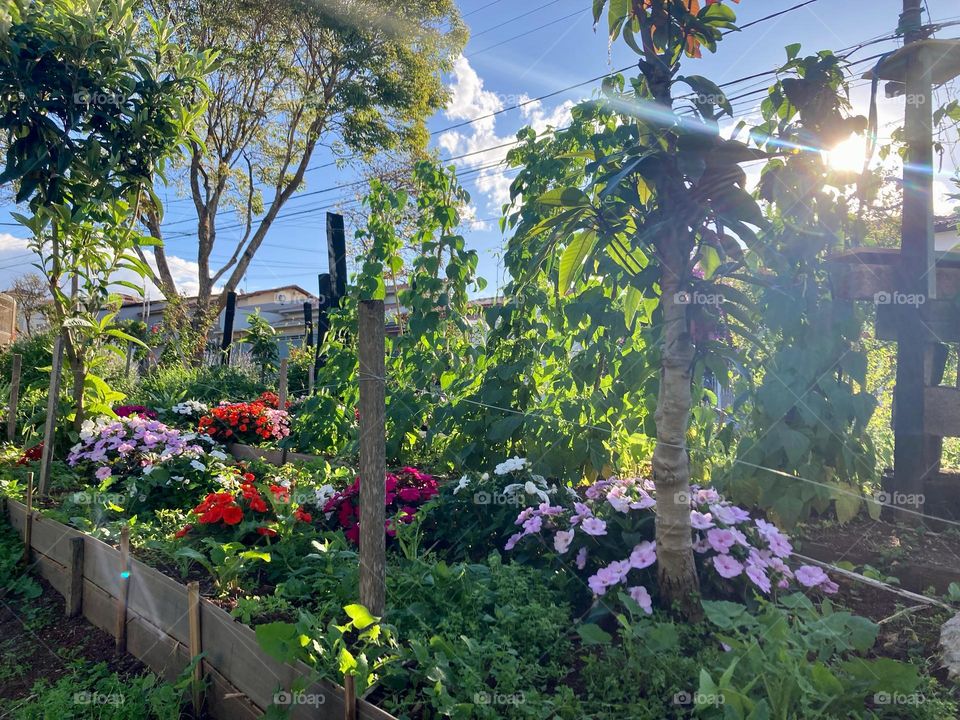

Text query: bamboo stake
(21, 471), (33, 566)
(116, 525), (130, 652)
(7, 353), (21, 442)
(37, 336), (63, 496)
(187, 581), (203, 714)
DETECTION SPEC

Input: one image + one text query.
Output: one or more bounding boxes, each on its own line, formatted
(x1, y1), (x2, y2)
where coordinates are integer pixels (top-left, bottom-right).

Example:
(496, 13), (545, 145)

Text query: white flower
(209, 450), (228, 461)
(314, 484), (336, 506)
(453, 475), (471, 495)
(142, 464), (155, 475)
(190, 460), (206, 472)
(481, 473), (489, 481)
(494, 457), (529, 476)
(280, 479), (291, 488)
(524, 480), (550, 503)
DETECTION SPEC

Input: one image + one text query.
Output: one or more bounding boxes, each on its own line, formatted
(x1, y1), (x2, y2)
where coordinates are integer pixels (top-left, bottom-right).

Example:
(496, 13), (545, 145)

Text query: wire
(467, 7), (590, 58)
(462, 0), (505, 18)
(470, 0), (567, 39)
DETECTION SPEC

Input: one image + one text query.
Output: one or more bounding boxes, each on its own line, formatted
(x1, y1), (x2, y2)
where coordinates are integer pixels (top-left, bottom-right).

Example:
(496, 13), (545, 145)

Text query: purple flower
(554, 529), (574, 554)
(522, 515), (543, 534)
(571, 502), (593, 526)
(795, 564), (830, 588)
(710, 503), (750, 525)
(629, 491), (656, 510)
(606, 488), (631, 513)
(505, 532), (523, 551)
(690, 510), (715, 530)
(694, 488), (721, 504)
(95, 465), (112, 481)
(575, 547), (588, 570)
(588, 573), (608, 595)
(692, 535), (711, 553)
(628, 541), (657, 570)
(580, 517), (607, 536)
(712, 555), (744, 579)
(706, 528), (737, 554)
(627, 585), (653, 614)
(746, 563), (771, 594)
(766, 533), (793, 559)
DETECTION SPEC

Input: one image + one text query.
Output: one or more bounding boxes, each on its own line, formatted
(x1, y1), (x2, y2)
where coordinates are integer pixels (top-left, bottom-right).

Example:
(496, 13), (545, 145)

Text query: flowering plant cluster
(170, 400), (209, 418)
(197, 400), (290, 445)
(66, 415), (218, 509)
(114, 404), (158, 419)
(322, 466), (438, 543)
(506, 476), (837, 614)
(256, 391), (291, 410)
(17, 442), (43, 465)
(176, 470), (312, 542)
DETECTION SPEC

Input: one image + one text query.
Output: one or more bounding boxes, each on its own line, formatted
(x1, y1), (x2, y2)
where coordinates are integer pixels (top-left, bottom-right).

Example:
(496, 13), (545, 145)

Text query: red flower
(249, 497), (268, 513)
(398, 487), (421, 503)
(174, 524), (193, 538)
(345, 524), (360, 543)
(294, 509), (312, 523)
(256, 527), (278, 537)
(222, 506), (244, 525)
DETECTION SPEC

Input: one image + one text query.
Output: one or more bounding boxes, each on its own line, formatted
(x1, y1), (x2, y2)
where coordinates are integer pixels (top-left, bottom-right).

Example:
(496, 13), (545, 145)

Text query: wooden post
(21, 471), (33, 566)
(65, 537), (84, 617)
(303, 302), (314, 347)
(220, 291), (237, 366)
(37, 336), (63, 496)
(357, 299), (385, 616)
(278, 358), (289, 465)
(7, 352), (21, 442)
(116, 525), (130, 652)
(187, 581), (203, 714)
(124, 342), (134, 380)
(343, 674), (357, 720)
(891, 0), (933, 521)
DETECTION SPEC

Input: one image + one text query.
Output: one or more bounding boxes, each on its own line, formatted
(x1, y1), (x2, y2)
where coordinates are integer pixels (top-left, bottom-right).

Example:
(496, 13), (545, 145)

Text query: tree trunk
(651, 242), (701, 619)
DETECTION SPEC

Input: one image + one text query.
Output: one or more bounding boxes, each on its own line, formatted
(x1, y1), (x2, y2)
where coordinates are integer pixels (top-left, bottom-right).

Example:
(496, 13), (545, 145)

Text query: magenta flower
(581, 517), (608, 536)
(712, 554), (744, 579)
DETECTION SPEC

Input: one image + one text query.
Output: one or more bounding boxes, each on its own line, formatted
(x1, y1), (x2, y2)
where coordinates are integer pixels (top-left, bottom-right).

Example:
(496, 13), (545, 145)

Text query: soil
(795, 516), (960, 594)
(0, 575), (146, 712)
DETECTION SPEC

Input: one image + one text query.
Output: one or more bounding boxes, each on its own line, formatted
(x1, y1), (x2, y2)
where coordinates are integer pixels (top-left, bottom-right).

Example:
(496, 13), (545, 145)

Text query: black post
(314, 274), (332, 387)
(303, 301), (314, 347)
(326, 212), (347, 303)
(221, 291), (237, 366)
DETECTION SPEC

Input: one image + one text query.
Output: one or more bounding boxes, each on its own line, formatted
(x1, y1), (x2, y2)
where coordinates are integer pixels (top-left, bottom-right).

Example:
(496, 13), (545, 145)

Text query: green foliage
(130, 364), (265, 407)
(243, 309), (279, 381)
(175, 538), (271, 591)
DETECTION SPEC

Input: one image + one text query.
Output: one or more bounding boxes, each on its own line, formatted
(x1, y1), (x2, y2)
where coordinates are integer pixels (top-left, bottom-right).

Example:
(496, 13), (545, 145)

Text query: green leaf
(577, 623), (612, 645)
(538, 187), (590, 208)
(344, 603), (376, 630)
(558, 231), (598, 294)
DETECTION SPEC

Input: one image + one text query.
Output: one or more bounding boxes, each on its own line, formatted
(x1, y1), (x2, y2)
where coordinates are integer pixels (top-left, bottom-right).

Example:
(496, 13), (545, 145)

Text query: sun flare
(826, 134), (869, 173)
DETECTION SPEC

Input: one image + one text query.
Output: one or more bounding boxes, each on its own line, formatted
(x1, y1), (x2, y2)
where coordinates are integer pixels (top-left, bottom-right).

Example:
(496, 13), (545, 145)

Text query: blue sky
(1, 0), (959, 299)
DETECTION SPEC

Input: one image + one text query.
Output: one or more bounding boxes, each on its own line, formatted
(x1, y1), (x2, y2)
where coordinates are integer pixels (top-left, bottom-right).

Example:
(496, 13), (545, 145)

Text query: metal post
(220, 291), (237, 366)
(326, 212), (347, 303)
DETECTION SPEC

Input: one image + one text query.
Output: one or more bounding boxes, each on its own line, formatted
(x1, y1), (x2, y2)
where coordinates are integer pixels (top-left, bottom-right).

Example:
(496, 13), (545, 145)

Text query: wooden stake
(65, 536), (84, 617)
(7, 352), (21, 442)
(22, 471), (33, 566)
(357, 299), (385, 616)
(37, 336), (63, 496)
(116, 525), (130, 652)
(343, 674), (357, 720)
(278, 358), (289, 465)
(187, 581), (204, 714)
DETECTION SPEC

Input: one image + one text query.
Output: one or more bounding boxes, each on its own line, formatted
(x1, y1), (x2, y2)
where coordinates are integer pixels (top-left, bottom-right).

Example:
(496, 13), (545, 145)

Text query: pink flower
(746, 563), (771, 594)
(692, 535), (711, 553)
(505, 532), (523, 551)
(95, 465), (112, 481)
(795, 564), (830, 588)
(710, 503), (750, 525)
(629, 491), (656, 510)
(575, 547), (588, 570)
(712, 554), (744, 579)
(522, 515), (543, 534)
(706, 528), (737, 554)
(694, 488), (721, 504)
(766, 532), (793, 558)
(627, 585), (653, 614)
(554, 529), (574, 554)
(690, 510), (715, 530)
(580, 517), (608, 536)
(628, 541), (657, 570)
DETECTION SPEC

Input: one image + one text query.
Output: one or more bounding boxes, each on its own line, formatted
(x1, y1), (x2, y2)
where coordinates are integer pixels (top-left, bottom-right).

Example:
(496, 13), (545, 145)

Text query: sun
(826, 134), (869, 173)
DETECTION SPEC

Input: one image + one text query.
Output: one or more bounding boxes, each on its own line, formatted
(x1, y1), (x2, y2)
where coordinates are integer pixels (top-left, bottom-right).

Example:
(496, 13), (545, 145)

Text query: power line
(471, 0), (567, 39)
(463, 0), (505, 18)
(467, 6), (589, 58)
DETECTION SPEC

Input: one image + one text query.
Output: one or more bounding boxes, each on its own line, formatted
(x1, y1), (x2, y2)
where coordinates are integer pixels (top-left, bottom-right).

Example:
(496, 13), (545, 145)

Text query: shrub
(130, 364), (266, 407)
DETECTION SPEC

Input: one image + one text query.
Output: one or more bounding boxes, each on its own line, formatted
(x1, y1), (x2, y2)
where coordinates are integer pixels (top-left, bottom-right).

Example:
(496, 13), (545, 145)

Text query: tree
(6, 272), (50, 336)
(0, 0), (213, 425)
(139, 0), (467, 359)
(243, 309), (279, 382)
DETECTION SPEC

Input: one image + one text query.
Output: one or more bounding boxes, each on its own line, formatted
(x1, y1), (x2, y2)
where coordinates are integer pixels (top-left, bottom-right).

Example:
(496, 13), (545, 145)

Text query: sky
(0, 0), (959, 300)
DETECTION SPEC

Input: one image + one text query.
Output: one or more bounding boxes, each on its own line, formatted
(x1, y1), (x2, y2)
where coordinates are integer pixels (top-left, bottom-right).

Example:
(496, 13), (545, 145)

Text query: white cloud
(440, 56), (574, 215)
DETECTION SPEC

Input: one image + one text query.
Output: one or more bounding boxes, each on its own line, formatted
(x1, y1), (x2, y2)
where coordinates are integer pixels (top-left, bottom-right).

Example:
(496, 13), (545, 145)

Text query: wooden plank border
(2, 500), (396, 720)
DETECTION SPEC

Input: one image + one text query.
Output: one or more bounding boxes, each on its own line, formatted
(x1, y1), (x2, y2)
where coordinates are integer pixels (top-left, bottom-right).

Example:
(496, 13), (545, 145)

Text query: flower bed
(198, 399), (290, 445)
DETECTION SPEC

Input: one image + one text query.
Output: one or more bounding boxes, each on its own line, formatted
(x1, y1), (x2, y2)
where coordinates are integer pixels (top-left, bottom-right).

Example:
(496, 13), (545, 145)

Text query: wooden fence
(2, 499), (396, 720)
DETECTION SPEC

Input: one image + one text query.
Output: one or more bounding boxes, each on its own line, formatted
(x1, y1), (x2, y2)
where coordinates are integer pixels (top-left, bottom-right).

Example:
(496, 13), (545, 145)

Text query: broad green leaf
(538, 187), (590, 208)
(576, 623), (612, 645)
(558, 230), (598, 293)
(344, 603), (376, 630)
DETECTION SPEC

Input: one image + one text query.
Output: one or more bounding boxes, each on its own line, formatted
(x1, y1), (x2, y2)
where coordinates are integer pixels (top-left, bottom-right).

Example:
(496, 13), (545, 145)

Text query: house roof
(935, 215), (960, 233)
(117, 284), (318, 309)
